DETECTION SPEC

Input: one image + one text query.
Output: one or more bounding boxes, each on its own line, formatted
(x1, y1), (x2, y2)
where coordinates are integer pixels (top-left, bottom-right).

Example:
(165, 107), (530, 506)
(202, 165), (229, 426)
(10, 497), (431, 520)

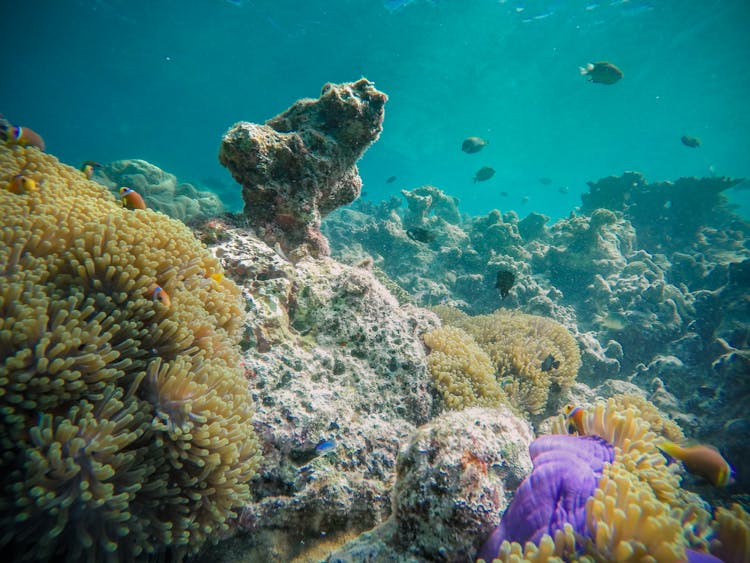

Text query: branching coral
(428, 308), (580, 415)
(0, 145), (260, 560)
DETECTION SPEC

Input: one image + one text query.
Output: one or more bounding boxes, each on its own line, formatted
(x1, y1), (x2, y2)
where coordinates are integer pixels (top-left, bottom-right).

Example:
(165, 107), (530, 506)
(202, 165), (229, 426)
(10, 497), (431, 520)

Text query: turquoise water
(2, 0), (749, 219)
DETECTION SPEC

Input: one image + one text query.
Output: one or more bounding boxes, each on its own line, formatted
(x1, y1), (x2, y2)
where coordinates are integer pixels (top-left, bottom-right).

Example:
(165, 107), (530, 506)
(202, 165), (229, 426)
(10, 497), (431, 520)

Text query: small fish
(681, 135), (701, 148)
(1, 122), (46, 151)
(80, 160), (102, 179)
(521, 196), (529, 204)
(6, 174), (37, 194)
(473, 166), (495, 183)
(315, 439), (337, 455)
(564, 404), (586, 435)
(120, 186), (147, 210)
(558, 186), (569, 194)
(600, 311), (627, 331)
(386, 175), (397, 184)
(658, 441), (734, 487)
(579, 61), (623, 85)
(540, 353), (560, 372)
(406, 227), (436, 243)
(148, 284), (171, 309)
(495, 269), (515, 299)
(500, 191), (509, 197)
(538, 177), (552, 185)
(462, 137), (489, 154)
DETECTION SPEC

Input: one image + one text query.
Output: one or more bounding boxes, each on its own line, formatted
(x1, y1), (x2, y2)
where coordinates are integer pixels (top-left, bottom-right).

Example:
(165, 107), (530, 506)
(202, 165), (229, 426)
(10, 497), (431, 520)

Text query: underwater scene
(1, 1), (749, 562)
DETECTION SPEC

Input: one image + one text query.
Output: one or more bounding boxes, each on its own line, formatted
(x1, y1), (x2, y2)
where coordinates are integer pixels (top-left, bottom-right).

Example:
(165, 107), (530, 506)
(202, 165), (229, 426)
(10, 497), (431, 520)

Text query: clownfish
(120, 186), (147, 210)
(80, 161), (102, 179)
(5, 174), (37, 194)
(658, 441), (735, 487)
(2, 123), (46, 151)
(148, 284), (171, 309)
(564, 404), (586, 435)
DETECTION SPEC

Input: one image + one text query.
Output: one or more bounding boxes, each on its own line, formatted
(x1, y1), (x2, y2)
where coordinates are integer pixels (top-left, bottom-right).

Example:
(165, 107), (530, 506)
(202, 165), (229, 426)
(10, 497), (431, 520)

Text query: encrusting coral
(0, 145), (260, 560)
(426, 308), (580, 415)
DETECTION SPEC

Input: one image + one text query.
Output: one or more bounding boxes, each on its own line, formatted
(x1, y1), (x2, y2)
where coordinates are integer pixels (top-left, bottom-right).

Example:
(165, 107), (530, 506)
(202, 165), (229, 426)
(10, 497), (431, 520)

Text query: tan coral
(481, 524), (577, 563)
(584, 462), (688, 562)
(577, 399), (681, 506)
(430, 308), (580, 415)
(423, 326), (506, 410)
(0, 145), (260, 560)
(710, 504), (750, 563)
(612, 393), (685, 442)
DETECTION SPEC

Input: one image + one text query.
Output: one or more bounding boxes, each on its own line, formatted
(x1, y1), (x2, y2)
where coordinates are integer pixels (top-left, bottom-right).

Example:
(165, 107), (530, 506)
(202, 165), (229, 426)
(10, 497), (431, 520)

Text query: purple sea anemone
(477, 434), (614, 562)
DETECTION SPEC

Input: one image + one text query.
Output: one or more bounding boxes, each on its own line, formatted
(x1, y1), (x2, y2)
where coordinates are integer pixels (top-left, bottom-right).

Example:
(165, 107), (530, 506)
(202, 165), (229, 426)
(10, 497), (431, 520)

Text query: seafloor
(1, 80), (748, 562)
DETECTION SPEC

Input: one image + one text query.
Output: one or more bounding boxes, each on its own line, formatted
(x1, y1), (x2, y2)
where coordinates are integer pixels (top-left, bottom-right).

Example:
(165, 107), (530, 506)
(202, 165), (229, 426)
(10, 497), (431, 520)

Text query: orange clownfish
(564, 404), (586, 435)
(120, 186), (147, 210)
(3, 124), (45, 151)
(80, 161), (102, 179)
(148, 284), (171, 309)
(5, 174), (37, 194)
(658, 441), (735, 487)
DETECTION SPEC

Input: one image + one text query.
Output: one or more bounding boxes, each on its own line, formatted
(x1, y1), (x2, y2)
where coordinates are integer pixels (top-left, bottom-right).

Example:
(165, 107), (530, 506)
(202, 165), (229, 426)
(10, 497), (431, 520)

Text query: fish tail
(657, 440), (682, 462)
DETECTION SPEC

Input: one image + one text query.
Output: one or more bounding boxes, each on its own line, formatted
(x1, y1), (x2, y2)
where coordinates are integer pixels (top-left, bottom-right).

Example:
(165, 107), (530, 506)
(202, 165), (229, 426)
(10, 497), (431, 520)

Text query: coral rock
(219, 78), (387, 257)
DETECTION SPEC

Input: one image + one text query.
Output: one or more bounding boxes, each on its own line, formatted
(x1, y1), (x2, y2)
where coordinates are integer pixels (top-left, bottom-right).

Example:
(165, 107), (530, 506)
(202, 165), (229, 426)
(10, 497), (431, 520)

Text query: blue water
(3, 0), (749, 220)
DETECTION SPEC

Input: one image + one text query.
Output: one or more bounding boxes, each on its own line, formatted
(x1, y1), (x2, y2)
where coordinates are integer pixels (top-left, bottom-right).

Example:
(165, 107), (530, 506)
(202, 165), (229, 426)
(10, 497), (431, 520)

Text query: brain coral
(428, 308), (580, 415)
(0, 145), (260, 560)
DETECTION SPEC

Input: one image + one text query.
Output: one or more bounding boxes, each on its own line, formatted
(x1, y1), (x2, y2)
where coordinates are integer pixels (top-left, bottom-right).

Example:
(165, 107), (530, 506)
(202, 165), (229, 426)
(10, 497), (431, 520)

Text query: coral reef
(0, 145), (259, 560)
(96, 158), (224, 222)
(191, 223), (440, 561)
(219, 78), (387, 257)
(428, 308), (580, 416)
(401, 185), (461, 226)
(324, 171), (749, 499)
(582, 172), (745, 252)
(326, 407), (535, 562)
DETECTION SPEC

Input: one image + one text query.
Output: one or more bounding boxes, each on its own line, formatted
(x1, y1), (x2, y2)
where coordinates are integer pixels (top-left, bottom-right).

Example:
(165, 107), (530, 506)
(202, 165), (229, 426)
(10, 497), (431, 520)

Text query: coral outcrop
(96, 158), (224, 222)
(193, 224), (439, 561)
(326, 407), (535, 562)
(219, 78), (387, 257)
(0, 145), (260, 560)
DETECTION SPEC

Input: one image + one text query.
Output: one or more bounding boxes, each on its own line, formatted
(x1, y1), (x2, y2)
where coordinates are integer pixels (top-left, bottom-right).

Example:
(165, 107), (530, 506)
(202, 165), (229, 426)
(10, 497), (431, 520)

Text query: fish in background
(558, 186), (569, 194)
(681, 135), (701, 148)
(579, 61), (623, 84)
(462, 137), (489, 154)
(473, 166), (495, 183)
(386, 175), (397, 183)
(406, 227), (436, 243)
(80, 161), (102, 179)
(495, 269), (515, 298)
(538, 177), (552, 185)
